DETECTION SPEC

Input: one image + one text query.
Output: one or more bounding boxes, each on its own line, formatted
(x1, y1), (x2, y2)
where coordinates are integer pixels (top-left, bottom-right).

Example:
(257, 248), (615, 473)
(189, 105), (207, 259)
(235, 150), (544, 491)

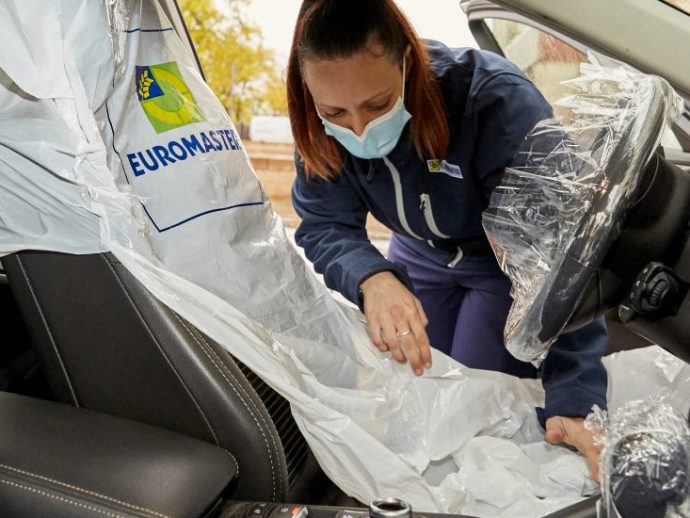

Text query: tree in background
(179, 0), (288, 127)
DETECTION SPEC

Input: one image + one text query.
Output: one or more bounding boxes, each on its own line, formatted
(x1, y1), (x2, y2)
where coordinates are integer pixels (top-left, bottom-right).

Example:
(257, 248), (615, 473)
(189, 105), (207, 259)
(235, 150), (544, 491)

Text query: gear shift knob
(368, 498), (412, 518)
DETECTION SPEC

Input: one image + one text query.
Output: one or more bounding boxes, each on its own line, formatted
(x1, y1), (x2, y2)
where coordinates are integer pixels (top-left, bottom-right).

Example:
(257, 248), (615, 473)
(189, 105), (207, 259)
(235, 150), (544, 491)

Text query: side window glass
(485, 19), (682, 149)
(485, 19), (586, 122)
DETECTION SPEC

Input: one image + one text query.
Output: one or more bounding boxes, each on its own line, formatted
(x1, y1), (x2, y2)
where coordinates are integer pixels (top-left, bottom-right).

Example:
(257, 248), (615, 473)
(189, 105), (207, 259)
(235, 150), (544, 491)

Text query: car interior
(2, 1), (690, 517)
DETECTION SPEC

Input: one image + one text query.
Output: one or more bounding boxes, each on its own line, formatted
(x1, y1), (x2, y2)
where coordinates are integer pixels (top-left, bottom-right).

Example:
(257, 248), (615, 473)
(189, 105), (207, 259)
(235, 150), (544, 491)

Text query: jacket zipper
(420, 194), (464, 267)
(382, 159), (463, 266)
(382, 157), (422, 240)
(419, 193), (450, 239)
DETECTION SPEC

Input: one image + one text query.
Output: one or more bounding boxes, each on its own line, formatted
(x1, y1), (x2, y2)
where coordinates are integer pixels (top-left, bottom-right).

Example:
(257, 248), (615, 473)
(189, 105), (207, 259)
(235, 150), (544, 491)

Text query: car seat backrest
(3, 251), (330, 503)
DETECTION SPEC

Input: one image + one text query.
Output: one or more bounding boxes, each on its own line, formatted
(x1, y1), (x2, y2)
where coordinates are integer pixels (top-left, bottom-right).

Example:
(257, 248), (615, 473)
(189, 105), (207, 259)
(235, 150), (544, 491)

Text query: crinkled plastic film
(483, 63), (685, 362)
(587, 399), (690, 517)
(2, 1), (690, 516)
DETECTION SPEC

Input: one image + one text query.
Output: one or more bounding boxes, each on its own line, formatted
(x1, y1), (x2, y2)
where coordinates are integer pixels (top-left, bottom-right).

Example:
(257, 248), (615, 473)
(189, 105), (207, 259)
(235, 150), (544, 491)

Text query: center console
(219, 495), (599, 518)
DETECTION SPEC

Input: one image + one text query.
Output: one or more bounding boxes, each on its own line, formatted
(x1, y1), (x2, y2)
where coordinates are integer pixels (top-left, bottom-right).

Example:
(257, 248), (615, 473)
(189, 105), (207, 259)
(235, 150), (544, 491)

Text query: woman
(287, 0), (607, 480)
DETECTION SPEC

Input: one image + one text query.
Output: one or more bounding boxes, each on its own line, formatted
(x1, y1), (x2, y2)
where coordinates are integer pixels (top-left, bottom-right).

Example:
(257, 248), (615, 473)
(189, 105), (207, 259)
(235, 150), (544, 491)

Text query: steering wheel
(484, 69), (687, 362)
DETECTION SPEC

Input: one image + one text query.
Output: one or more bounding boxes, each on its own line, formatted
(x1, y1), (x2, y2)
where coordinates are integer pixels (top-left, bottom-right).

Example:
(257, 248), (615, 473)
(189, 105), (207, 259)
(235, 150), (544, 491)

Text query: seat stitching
(222, 448), (240, 479)
(174, 317), (272, 441)
(102, 257), (221, 446)
(183, 323), (281, 488)
(15, 256), (79, 405)
(0, 477), (139, 518)
(193, 329), (284, 481)
(172, 314), (281, 500)
(200, 344), (286, 500)
(199, 338), (284, 481)
(0, 463), (168, 517)
(176, 316), (280, 500)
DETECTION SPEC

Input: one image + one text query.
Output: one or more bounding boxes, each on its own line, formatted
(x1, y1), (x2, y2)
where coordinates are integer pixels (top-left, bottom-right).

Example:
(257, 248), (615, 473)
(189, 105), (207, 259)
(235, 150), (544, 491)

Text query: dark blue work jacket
(292, 41), (607, 423)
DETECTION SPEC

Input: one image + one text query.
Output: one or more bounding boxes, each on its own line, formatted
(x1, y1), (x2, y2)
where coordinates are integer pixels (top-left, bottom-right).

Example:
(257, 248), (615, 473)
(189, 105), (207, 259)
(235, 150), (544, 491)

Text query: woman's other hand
(546, 415), (602, 483)
(360, 271), (432, 376)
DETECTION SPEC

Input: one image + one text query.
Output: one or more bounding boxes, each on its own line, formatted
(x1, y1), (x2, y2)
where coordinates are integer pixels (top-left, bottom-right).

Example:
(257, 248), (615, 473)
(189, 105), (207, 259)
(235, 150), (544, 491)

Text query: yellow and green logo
(135, 61), (205, 133)
(427, 159), (441, 173)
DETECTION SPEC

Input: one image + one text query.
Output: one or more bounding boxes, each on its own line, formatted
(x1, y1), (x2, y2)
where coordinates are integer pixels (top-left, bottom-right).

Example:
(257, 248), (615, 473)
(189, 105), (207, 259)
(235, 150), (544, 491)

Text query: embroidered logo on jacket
(427, 159), (463, 179)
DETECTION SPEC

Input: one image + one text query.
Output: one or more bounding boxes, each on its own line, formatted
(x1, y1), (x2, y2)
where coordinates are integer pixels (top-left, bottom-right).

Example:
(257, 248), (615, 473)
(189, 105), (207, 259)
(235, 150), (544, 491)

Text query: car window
(485, 18), (683, 150)
(485, 18), (585, 122)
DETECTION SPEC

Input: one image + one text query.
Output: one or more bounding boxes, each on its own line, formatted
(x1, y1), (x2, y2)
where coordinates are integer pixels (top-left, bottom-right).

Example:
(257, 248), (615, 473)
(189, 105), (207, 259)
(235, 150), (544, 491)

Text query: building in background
(249, 115), (293, 143)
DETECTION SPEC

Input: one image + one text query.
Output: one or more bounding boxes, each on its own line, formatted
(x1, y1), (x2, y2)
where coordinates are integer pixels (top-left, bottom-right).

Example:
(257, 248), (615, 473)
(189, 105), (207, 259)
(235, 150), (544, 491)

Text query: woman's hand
(360, 271), (432, 376)
(545, 416), (602, 483)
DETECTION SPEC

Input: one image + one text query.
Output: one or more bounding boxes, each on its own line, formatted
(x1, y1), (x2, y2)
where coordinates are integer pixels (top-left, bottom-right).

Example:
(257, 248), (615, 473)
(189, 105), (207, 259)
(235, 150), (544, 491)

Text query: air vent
(235, 361), (308, 488)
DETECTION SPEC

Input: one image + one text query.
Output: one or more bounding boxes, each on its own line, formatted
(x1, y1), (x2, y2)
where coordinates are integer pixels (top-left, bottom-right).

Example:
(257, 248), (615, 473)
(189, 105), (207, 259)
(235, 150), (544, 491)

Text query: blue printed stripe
(105, 101), (130, 185)
(143, 201), (266, 233)
(124, 27), (174, 33)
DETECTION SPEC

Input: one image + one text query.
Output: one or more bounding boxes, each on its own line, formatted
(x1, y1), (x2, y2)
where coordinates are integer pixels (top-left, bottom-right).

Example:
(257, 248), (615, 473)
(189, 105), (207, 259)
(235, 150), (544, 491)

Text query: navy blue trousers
(388, 234), (539, 378)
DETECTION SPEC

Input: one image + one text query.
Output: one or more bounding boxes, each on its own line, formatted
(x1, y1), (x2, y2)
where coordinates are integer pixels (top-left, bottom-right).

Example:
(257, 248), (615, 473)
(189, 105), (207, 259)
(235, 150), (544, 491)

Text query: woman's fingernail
(425, 362), (431, 369)
(415, 369), (423, 376)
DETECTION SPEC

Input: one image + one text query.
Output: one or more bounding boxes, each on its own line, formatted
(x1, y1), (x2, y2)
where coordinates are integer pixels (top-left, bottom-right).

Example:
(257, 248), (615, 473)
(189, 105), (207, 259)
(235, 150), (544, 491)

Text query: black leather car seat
(3, 251), (336, 504)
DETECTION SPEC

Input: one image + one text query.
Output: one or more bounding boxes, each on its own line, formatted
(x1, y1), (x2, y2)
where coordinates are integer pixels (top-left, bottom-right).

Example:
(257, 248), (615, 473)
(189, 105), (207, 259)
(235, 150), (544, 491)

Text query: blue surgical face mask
(316, 56), (412, 160)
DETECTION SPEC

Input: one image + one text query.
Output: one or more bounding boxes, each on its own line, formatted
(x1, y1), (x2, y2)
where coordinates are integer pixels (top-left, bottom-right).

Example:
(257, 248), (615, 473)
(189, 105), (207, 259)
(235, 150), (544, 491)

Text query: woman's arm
(472, 68), (608, 480)
(292, 158), (432, 374)
(541, 317), (609, 482)
(291, 157), (407, 306)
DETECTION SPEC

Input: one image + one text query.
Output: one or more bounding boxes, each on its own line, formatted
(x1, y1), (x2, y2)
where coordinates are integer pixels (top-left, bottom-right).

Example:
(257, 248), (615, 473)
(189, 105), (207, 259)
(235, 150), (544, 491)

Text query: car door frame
(461, 0), (690, 152)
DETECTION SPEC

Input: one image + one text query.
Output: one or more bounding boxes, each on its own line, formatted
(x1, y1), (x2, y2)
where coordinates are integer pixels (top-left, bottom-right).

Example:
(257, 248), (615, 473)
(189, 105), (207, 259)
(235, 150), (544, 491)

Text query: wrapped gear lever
(588, 400), (690, 518)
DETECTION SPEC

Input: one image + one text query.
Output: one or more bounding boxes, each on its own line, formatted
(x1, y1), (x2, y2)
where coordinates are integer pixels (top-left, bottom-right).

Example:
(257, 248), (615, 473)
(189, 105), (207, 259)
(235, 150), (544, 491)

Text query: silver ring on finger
(396, 329), (412, 339)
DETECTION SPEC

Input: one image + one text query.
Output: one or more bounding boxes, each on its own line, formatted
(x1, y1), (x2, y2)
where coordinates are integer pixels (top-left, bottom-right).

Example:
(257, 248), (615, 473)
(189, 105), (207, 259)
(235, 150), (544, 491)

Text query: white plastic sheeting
(1, 1), (688, 516)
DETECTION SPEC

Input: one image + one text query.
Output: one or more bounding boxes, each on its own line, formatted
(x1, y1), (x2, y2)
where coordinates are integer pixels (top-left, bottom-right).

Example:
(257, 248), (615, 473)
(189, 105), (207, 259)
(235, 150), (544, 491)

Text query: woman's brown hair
(287, 0), (450, 179)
